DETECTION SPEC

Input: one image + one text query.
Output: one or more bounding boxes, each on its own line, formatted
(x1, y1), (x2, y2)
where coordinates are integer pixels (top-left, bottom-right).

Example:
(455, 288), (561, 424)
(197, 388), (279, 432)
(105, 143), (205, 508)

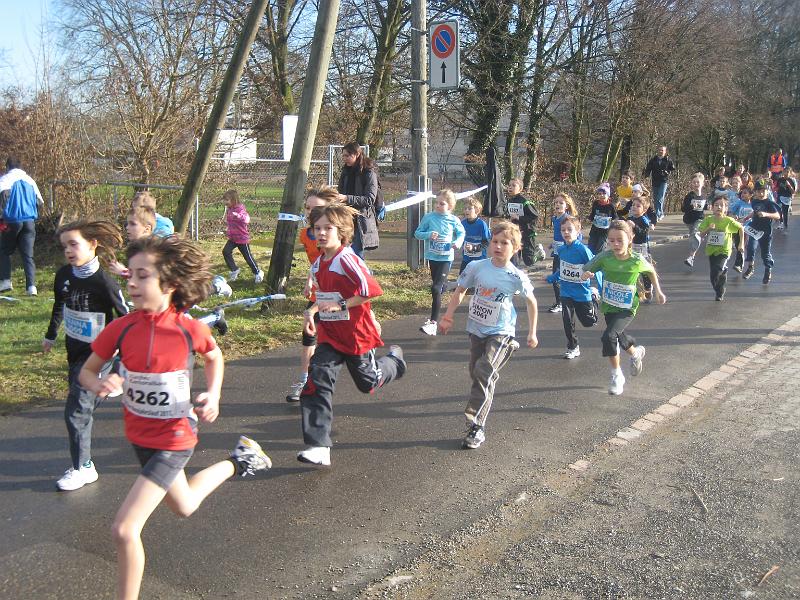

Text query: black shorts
(133, 444), (194, 490)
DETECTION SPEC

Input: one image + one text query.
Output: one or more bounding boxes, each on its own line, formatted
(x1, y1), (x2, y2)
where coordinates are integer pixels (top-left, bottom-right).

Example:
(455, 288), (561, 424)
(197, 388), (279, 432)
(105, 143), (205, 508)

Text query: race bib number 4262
(120, 365), (192, 419)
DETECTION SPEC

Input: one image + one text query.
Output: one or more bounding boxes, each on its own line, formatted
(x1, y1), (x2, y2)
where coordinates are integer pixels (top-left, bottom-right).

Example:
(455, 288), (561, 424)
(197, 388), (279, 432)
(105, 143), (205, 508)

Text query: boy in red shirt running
(298, 203), (407, 466)
(79, 235), (271, 600)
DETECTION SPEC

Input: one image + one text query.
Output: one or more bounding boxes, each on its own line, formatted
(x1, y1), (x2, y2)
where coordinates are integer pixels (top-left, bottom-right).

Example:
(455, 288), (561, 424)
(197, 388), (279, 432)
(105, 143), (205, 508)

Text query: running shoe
(533, 243), (546, 262)
(564, 346), (581, 360)
(684, 256), (694, 268)
(548, 303), (562, 313)
(231, 436), (272, 476)
(462, 424), (486, 449)
(763, 268), (772, 284)
(297, 446), (331, 466)
(212, 275), (232, 297)
(742, 264), (755, 280)
(387, 345), (407, 378)
(254, 269), (265, 284)
(630, 346), (646, 376)
(733, 265), (742, 273)
(0, 280), (11, 293)
(608, 371), (625, 395)
(26, 285), (37, 296)
(420, 320), (438, 336)
(777, 222), (784, 230)
(228, 268), (241, 282)
(56, 461), (98, 491)
(213, 310), (228, 336)
(285, 378), (306, 402)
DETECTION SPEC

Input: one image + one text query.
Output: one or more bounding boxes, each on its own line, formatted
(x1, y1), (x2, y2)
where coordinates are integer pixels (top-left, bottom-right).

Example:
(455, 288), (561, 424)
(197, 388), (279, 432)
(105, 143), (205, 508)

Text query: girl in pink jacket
(222, 189), (264, 283)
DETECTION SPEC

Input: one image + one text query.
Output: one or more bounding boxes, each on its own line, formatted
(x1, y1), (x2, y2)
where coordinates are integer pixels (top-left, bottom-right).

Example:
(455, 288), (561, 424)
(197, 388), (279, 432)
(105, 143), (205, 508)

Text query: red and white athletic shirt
(91, 307), (217, 451)
(310, 245), (383, 355)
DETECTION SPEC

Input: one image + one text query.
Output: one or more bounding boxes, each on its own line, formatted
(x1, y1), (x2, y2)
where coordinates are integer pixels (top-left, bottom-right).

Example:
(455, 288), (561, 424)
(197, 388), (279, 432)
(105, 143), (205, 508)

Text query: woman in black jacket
(337, 142), (379, 257)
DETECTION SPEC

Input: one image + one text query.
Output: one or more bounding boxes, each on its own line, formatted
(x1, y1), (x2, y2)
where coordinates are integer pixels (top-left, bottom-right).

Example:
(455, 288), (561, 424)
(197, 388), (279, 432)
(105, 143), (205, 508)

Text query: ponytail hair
(57, 220), (124, 268)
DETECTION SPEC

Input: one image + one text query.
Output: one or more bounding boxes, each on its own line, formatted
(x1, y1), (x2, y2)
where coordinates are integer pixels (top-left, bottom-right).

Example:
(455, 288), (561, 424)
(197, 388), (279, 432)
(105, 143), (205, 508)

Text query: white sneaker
(297, 446), (331, 466)
(420, 320), (438, 336)
(254, 269), (265, 284)
(684, 256), (694, 268)
(0, 279), (11, 292)
(548, 303), (562, 313)
(630, 345), (646, 376)
(534, 243), (546, 262)
(564, 346), (581, 359)
(26, 285), (37, 296)
(608, 371), (625, 395)
(285, 378), (306, 402)
(228, 268), (241, 282)
(56, 461), (99, 491)
(212, 275), (232, 297)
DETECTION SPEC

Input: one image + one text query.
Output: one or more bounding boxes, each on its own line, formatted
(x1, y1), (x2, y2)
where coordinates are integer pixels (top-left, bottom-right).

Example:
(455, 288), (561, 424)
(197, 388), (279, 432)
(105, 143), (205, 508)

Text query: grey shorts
(133, 445), (194, 490)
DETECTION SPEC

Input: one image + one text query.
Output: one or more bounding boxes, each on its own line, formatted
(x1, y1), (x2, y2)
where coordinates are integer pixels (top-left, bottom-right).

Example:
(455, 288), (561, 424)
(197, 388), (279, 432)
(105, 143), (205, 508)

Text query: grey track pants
(464, 334), (520, 428)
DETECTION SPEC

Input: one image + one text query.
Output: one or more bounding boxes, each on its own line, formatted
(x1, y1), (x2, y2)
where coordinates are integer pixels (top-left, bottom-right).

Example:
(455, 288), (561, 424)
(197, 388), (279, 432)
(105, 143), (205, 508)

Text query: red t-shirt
(311, 246), (383, 355)
(91, 307), (217, 450)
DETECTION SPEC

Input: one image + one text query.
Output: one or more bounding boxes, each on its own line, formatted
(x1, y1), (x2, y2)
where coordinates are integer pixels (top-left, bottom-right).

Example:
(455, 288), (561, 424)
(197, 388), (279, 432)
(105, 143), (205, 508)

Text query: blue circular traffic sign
(432, 24), (456, 59)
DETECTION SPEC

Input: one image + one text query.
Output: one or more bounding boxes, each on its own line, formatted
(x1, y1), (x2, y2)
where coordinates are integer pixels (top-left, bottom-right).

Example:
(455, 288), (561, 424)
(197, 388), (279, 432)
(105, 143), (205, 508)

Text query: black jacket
(339, 166), (379, 250)
(643, 155), (675, 184)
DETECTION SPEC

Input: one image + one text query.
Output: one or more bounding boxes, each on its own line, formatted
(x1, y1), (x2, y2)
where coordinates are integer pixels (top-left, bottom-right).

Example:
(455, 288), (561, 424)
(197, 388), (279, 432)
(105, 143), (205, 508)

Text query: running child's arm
(755, 207), (781, 220)
(78, 352), (125, 397)
(452, 219), (466, 249)
(43, 272), (66, 352)
(318, 294), (370, 313)
(193, 346), (223, 423)
(643, 266), (667, 304)
(414, 214), (435, 240)
(523, 292), (539, 348)
(438, 286), (467, 335)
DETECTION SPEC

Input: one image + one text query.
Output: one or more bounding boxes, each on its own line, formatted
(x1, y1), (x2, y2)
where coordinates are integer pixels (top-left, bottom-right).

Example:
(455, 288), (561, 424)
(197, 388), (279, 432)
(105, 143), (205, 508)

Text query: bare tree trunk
(264, 1), (297, 115)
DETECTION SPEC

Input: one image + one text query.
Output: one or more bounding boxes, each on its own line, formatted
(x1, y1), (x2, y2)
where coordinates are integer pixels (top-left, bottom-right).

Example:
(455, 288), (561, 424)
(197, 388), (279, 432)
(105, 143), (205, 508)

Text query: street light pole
(408, 0), (428, 270)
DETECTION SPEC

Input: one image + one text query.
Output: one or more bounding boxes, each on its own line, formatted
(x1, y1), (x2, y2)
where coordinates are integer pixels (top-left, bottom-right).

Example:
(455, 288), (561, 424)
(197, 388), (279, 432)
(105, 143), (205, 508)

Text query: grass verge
(0, 234), (431, 413)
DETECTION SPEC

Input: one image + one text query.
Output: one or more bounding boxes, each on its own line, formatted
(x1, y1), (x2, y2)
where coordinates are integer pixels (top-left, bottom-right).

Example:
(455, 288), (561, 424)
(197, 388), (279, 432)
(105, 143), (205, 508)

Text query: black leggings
(601, 311), (636, 357)
(561, 297), (598, 350)
(709, 254), (729, 296)
(429, 260), (452, 322)
(780, 203), (790, 228)
(551, 255), (561, 305)
(223, 240), (259, 273)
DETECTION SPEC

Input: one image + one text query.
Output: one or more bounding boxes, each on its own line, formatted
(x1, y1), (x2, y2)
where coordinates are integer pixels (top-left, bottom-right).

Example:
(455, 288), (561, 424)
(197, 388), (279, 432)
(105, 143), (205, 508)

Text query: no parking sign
(429, 20), (460, 90)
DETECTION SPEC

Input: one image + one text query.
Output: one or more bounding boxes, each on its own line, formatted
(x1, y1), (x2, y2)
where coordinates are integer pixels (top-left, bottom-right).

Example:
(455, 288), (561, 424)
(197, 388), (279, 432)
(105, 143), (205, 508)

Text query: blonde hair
(127, 206), (156, 232)
(691, 172), (705, 182)
(309, 203), (360, 245)
(306, 186), (341, 206)
(57, 220), (124, 268)
(437, 189), (457, 210)
(223, 189), (240, 205)
(131, 191), (157, 210)
(490, 220), (522, 250)
(561, 215), (582, 230)
(609, 219), (633, 254)
(464, 196), (482, 212)
(555, 192), (577, 216)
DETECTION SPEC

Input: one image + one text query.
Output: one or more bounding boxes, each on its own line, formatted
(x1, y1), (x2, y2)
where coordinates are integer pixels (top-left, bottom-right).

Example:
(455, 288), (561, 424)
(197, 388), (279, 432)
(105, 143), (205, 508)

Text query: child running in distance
(414, 189), (465, 336)
(108, 206), (157, 279)
(286, 187), (339, 402)
(222, 189), (264, 284)
(546, 215), (598, 359)
(506, 178), (544, 267)
(681, 173), (707, 269)
(439, 220), (538, 449)
(582, 220), (666, 396)
(615, 171), (635, 211)
(698, 193), (743, 301)
(626, 195), (655, 302)
(619, 184), (656, 225)
(776, 168), (797, 231)
(548, 192), (578, 314)
(728, 186), (754, 272)
(131, 191), (174, 237)
(460, 195), (491, 273)
(78, 235), (271, 600)
(742, 179), (781, 284)
(298, 203), (407, 466)
(43, 221), (129, 491)
(587, 183), (617, 254)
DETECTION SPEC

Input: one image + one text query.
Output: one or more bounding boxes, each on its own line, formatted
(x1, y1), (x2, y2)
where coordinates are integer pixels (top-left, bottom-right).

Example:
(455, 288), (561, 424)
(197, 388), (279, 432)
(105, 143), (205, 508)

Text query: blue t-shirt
(728, 198), (753, 220)
(749, 198), (781, 234)
(154, 213), (175, 237)
(414, 212), (466, 262)
(457, 259), (534, 338)
(460, 217), (491, 264)
(546, 241), (595, 302)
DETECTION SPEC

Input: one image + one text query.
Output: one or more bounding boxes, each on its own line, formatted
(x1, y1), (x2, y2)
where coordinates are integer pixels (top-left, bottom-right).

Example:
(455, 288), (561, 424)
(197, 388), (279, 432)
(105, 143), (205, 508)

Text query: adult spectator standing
(768, 147), (788, 184)
(337, 142), (379, 259)
(642, 145), (675, 220)
(0, 158), (43, 295)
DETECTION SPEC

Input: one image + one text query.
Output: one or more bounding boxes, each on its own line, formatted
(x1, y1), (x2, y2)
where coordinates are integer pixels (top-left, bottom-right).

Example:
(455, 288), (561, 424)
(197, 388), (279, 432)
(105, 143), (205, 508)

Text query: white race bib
(316, 291), (350, 321)
(551, 241), (564, 256)
(120, 363), (192, 419)
(602, 280), (635, 309)
(559, 260), (584, 283)
(463, 241), (483, 258)
(632, 243), (650, 258)
(691, 198), (705, 211)
(593, 215), (612, 229)
(707, 231), (726, 246)
(63, 307), (106, 343)
(743, 224), (764, 240)
(429, 238), (452, 255)
(468, 294), (501, 327)
(507, 202), (523, 217)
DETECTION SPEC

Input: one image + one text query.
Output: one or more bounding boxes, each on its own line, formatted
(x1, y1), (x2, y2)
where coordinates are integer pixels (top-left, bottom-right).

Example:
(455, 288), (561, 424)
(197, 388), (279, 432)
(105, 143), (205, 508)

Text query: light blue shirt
(457, 259), (534, 338)
(154, 213), (175, 237)
(414, 212), (465, 262)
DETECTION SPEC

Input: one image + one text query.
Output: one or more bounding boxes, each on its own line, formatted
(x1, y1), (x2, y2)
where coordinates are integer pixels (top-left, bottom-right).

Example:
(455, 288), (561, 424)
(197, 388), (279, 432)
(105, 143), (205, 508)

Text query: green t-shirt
(698, 215), (741, 257)
(584, 250), (655, 315)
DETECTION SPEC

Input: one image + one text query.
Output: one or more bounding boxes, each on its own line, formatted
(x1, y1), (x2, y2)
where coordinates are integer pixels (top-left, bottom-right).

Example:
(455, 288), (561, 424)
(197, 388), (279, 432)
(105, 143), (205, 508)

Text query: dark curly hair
(57, 220), (124, 267)
(126, 235), (212, 310)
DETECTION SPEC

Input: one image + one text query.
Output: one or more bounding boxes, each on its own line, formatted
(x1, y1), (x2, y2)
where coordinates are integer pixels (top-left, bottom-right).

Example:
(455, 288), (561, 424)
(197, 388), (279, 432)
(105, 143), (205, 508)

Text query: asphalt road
(1, 216), (798, 599)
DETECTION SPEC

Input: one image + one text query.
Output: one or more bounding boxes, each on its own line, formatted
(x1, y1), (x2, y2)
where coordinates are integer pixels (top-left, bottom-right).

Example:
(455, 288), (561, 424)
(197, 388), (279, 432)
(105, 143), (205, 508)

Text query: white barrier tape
(278, 213), (305, 222)
(454, 185), (488, 200)
(383, 185), (489, 213)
